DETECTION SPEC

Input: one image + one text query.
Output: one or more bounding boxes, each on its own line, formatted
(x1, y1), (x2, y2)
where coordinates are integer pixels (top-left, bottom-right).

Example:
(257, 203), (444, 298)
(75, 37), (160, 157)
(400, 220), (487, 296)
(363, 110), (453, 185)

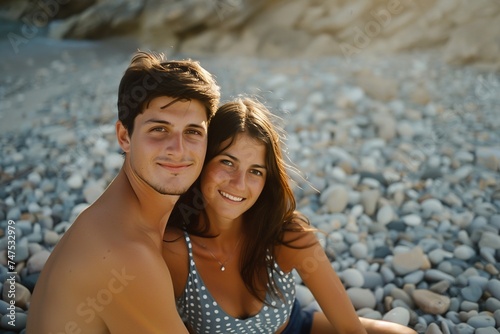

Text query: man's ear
(116, 120), (131, 153)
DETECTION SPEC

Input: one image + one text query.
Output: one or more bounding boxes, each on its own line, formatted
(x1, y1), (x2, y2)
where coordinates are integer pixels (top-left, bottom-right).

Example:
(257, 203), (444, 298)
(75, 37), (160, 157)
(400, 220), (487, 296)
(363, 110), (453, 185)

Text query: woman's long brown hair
(168, 97), (304, 303)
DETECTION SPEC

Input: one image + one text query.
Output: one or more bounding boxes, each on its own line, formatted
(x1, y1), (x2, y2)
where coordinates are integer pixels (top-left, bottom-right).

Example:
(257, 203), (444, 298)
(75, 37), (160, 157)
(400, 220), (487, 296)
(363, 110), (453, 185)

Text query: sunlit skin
(27, 96), (207, 334)
(125, 96), (208, 196)
(201, 133), (267, 226)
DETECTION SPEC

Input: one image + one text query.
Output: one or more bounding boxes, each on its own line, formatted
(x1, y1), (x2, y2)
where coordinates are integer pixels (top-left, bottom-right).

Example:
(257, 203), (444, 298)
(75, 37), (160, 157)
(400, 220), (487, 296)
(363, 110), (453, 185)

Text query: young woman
(163, 97), (417, 334)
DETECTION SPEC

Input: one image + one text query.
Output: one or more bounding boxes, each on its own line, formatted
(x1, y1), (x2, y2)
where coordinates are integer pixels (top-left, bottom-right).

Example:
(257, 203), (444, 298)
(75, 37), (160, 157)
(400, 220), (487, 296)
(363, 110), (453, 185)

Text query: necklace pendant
(220, 265), (226, 271)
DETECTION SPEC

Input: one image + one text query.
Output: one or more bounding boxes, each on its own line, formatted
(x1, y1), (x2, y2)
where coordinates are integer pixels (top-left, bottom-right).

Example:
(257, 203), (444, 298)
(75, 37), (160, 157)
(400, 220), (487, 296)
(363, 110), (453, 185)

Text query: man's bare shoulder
(48, 203), (154, 279)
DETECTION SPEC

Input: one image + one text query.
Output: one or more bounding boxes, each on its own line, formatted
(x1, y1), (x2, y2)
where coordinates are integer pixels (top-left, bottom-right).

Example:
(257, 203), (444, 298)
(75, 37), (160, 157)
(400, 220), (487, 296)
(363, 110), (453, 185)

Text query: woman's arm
(277, 227), (368, 334)
(277, 223), (417, 334)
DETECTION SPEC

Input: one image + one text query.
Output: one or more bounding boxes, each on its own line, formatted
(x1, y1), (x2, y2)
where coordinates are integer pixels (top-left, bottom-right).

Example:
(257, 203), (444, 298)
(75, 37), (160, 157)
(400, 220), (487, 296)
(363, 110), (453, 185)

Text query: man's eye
(152, 127), (166, 132)
(186, 129), (202, 135)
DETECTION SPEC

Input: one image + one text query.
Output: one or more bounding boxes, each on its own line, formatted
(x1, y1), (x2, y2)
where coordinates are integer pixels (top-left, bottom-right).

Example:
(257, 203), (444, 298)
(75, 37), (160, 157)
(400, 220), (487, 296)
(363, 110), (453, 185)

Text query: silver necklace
(198, 237), (242, 272)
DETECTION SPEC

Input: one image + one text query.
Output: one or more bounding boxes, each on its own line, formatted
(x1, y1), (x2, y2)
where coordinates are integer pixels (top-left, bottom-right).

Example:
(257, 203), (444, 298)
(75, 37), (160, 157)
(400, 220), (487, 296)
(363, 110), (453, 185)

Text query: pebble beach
(1, 38), (500, 333)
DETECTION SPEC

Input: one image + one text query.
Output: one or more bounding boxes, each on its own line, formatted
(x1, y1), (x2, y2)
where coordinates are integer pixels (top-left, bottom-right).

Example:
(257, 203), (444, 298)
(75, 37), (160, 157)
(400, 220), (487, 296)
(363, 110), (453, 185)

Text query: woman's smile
(219, 190), (245, 202)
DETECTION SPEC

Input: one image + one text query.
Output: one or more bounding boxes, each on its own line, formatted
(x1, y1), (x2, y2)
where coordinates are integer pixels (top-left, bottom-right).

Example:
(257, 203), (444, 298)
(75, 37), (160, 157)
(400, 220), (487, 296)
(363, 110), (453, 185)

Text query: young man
(27, 51), (220, 333)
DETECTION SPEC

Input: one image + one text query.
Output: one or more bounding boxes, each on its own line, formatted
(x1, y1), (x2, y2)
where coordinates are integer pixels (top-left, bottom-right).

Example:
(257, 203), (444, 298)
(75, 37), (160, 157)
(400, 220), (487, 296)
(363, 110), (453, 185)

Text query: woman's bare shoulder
(276, 212), (321, 272)
(281, 212), (317, 245)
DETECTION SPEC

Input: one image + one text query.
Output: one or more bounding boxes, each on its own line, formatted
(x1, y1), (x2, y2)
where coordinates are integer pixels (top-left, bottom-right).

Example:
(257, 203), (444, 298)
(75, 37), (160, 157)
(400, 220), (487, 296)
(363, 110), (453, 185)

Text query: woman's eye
(251, 169), (263, 176)
(221, 159), (233, 166)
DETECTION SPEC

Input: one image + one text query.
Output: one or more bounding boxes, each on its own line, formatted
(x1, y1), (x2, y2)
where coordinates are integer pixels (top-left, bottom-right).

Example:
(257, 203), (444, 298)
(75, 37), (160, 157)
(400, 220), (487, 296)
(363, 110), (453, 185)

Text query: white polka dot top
(176, 232), (296, 334)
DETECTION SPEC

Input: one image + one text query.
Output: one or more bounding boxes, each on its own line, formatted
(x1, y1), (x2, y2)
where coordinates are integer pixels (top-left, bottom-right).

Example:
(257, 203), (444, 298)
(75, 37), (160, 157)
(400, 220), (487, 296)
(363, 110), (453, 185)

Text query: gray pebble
(380, 266), (396, 283)
(13, 238), (29, 263)
(425, 269), (456, 284)
(486, 279), (500, 300)
(494, 310), (500, 330)
(350, 242), (368, 259)
(428, 249), (453, 265)
(373, 246), (392, 259)
(490, 214), (500, 228)
(376, 205), (395, 225)
(382, 306), (410, 326)
(449, 297), (461, 312)
(362, 271), (384, 289)
(340, 268), (364, 288)
(468, 276), (488, 291)
(474, 202), (497, 217)
(440, 318), (452, 334)
(391, 287), (415, 308)
(466, 314), (496, 328)
(430, 280), (451, 294)
(460, 301), (479, 312)
(425, 322), (443, 334)
(6, 208), (21, 221)
(460, 284), (483, 302)
(474, 327), (500, 334)
(480, 247), (497, 263)
(418, 238), (442, 253)
(478, 232), (500, 249)
(346, 287), (376, 309)
(402, 214), (422, 226)
(445, 311), (461, 324)
(452, 323), (475, 334)
(421, 198), (444, 218)
(484, 297), (500, 313)
(404, 270), (425, 285)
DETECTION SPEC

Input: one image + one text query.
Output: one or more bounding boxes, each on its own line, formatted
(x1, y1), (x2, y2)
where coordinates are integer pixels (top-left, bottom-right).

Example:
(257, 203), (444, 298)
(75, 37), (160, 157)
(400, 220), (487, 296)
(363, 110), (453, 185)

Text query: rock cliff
(2, 0), (500, 68)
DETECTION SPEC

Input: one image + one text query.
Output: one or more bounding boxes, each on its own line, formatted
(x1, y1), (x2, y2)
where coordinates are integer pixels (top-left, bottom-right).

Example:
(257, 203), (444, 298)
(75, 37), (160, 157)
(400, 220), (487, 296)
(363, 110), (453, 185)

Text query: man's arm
(98, 244), (189, 333)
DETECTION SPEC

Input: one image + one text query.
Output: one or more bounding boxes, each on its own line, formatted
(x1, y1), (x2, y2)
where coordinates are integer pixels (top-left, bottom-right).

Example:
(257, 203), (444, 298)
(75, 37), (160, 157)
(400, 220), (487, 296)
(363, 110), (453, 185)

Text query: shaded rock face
(1, 0), (500, 67)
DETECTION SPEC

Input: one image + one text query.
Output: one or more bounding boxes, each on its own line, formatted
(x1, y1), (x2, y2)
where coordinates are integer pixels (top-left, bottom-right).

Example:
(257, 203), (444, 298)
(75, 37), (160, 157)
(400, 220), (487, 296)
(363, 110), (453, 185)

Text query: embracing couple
(27, 51), (416, 334)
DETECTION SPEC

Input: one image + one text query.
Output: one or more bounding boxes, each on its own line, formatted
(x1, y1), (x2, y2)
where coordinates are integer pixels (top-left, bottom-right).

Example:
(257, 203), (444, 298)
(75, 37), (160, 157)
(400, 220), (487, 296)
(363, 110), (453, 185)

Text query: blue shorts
(281, 299), (315, 334)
